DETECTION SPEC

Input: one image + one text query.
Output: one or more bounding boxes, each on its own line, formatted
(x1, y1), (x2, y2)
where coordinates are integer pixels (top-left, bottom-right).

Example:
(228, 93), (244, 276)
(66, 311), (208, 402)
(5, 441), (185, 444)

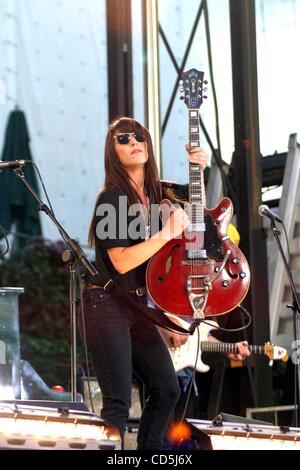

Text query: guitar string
(189, 110), (204, 289)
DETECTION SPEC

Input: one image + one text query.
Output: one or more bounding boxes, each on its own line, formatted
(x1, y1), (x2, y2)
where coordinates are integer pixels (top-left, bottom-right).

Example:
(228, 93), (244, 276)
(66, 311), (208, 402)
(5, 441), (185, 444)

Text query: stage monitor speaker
(124, 419), (213, 451)
(0, 399), (121, 450)
(213, 412), (273, 426)
(0, 399), (88, 412)
(186, 418), (300, 450)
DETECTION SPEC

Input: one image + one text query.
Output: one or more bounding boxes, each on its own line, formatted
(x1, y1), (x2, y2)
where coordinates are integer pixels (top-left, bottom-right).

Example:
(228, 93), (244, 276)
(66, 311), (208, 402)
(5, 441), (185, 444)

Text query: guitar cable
(178, 305), (252, 424)
(178, 326), (201, 424)
(199, 304), (252, 334)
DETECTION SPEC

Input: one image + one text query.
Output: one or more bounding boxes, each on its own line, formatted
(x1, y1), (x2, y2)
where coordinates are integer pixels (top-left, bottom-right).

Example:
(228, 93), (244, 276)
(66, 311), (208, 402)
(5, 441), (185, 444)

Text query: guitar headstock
(179, 68), (207, 110)
(264, 342), (288, 362)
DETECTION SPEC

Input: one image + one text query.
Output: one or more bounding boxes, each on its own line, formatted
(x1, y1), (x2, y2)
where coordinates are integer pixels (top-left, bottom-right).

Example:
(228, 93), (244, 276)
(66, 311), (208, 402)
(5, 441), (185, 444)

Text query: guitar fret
(170, 334), (283, 373)
(188, 109), (206, 224)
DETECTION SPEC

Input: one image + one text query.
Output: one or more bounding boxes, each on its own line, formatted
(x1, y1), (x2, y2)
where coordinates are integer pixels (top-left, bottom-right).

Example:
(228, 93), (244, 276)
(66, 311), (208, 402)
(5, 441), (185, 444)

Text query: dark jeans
(82, 287), (181, 450)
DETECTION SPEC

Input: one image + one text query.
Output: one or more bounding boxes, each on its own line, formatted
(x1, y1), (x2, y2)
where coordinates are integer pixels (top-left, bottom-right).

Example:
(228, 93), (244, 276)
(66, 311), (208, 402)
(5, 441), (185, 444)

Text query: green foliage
(0, 238), (79, 388)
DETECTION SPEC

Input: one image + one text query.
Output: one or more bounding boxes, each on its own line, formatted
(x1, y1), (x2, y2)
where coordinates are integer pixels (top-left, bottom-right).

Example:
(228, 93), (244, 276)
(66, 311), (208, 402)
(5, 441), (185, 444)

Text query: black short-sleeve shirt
(94, 187), (149, 290)
(93, 183), (189, 290)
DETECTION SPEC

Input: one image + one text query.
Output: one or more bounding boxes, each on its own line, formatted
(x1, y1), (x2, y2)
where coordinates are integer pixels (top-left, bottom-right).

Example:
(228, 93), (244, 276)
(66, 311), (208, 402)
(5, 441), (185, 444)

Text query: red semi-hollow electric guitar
(146, 69), (250, 320)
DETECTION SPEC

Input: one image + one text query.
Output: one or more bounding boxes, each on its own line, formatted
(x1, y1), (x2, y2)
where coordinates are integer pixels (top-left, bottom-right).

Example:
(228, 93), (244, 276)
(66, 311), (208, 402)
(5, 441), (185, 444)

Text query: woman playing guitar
(147, 68), (250, 320)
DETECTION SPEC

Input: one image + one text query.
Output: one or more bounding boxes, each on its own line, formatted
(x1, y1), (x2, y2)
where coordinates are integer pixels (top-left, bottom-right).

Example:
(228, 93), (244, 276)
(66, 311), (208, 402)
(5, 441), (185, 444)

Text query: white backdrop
(0, 0), (108, 245)
(1, 0), (300, 243)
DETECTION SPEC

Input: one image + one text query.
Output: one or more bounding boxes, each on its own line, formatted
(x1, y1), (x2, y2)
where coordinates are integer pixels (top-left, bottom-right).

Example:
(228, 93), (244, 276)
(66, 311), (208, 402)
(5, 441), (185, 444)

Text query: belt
(84, 280), (113, 291)
(84, 283), (104, 289)
(84, 283), (146, 297)
(129, 287), (147, 297)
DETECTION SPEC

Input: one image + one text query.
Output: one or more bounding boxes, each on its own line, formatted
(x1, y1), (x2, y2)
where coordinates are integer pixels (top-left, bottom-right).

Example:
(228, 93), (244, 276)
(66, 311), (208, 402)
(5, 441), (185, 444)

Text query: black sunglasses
(114, 132), (146, 145)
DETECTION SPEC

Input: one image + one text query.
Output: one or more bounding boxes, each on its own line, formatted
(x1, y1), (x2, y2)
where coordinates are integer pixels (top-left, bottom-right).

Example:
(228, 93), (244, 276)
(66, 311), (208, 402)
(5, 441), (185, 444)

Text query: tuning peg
(203, 87), (208, 92)
(204, 80), (208, 84)
(203, 96), (208, 99)
(180, 96), (185, 100)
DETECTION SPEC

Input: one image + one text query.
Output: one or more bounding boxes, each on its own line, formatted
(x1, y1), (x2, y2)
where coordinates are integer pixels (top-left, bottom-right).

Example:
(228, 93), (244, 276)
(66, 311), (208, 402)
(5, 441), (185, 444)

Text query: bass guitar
(162, 313), (287, 373)
(147, 68), (250, 319)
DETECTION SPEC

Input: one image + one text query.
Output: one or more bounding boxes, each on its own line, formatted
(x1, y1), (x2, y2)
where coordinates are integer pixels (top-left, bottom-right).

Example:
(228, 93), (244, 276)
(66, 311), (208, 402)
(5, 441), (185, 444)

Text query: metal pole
(229, 0), (273, 407)
(144, 0), (162, 175)
(106, 0), (133, 120)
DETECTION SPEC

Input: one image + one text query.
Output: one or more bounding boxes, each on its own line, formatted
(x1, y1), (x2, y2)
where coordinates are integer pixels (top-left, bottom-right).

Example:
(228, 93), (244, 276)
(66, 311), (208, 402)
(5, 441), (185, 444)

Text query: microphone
(0, 159), (30, 170)
(258, 204), (282, 224)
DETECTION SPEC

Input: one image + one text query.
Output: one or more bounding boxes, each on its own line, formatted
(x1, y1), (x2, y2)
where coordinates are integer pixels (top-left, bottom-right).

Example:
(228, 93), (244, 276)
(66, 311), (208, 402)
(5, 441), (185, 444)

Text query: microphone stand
(14, 167), (98, 402)
(271, 220), (300, 424)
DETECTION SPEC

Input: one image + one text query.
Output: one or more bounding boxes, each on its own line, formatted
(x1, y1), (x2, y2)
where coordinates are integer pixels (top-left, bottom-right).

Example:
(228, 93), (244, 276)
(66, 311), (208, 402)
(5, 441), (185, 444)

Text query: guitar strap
(85, 254), (192, 335)
(84, 181), (194, 335)
(109, 284), (193, 335)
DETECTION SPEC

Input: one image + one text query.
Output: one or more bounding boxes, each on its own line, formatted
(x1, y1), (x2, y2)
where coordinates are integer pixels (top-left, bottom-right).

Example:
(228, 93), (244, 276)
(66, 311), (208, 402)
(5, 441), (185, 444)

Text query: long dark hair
(88, 117), (162, 246)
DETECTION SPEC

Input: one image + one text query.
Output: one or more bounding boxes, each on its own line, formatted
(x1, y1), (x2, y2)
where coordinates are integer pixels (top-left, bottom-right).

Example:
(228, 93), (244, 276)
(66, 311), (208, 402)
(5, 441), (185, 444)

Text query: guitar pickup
(186, 249), (207, 259)
(187, 223), (206, 232)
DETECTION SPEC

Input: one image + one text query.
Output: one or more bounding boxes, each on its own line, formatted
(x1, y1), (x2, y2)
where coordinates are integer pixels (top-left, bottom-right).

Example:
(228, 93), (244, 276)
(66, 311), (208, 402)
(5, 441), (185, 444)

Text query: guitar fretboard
(200, 341), (264, 355)
(188, 109), (205, 226)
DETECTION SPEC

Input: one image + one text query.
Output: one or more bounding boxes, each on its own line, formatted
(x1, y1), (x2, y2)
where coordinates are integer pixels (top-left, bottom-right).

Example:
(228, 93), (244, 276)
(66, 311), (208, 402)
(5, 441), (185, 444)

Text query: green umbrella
(0, 110), (41, 248)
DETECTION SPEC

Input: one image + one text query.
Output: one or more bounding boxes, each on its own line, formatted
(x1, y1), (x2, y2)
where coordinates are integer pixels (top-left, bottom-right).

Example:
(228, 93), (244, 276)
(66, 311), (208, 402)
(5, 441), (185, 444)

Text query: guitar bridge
(186, 250), (231, 318)
(186, 275), (210, 319)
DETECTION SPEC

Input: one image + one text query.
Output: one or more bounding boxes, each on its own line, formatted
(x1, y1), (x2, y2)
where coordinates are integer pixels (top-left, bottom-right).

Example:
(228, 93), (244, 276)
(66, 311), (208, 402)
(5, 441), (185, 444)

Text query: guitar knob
(222, 280), (230, 287)
(240, 272), (247, 278)
(214, 266), (220, 273)
(232, 257), (240, 264)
